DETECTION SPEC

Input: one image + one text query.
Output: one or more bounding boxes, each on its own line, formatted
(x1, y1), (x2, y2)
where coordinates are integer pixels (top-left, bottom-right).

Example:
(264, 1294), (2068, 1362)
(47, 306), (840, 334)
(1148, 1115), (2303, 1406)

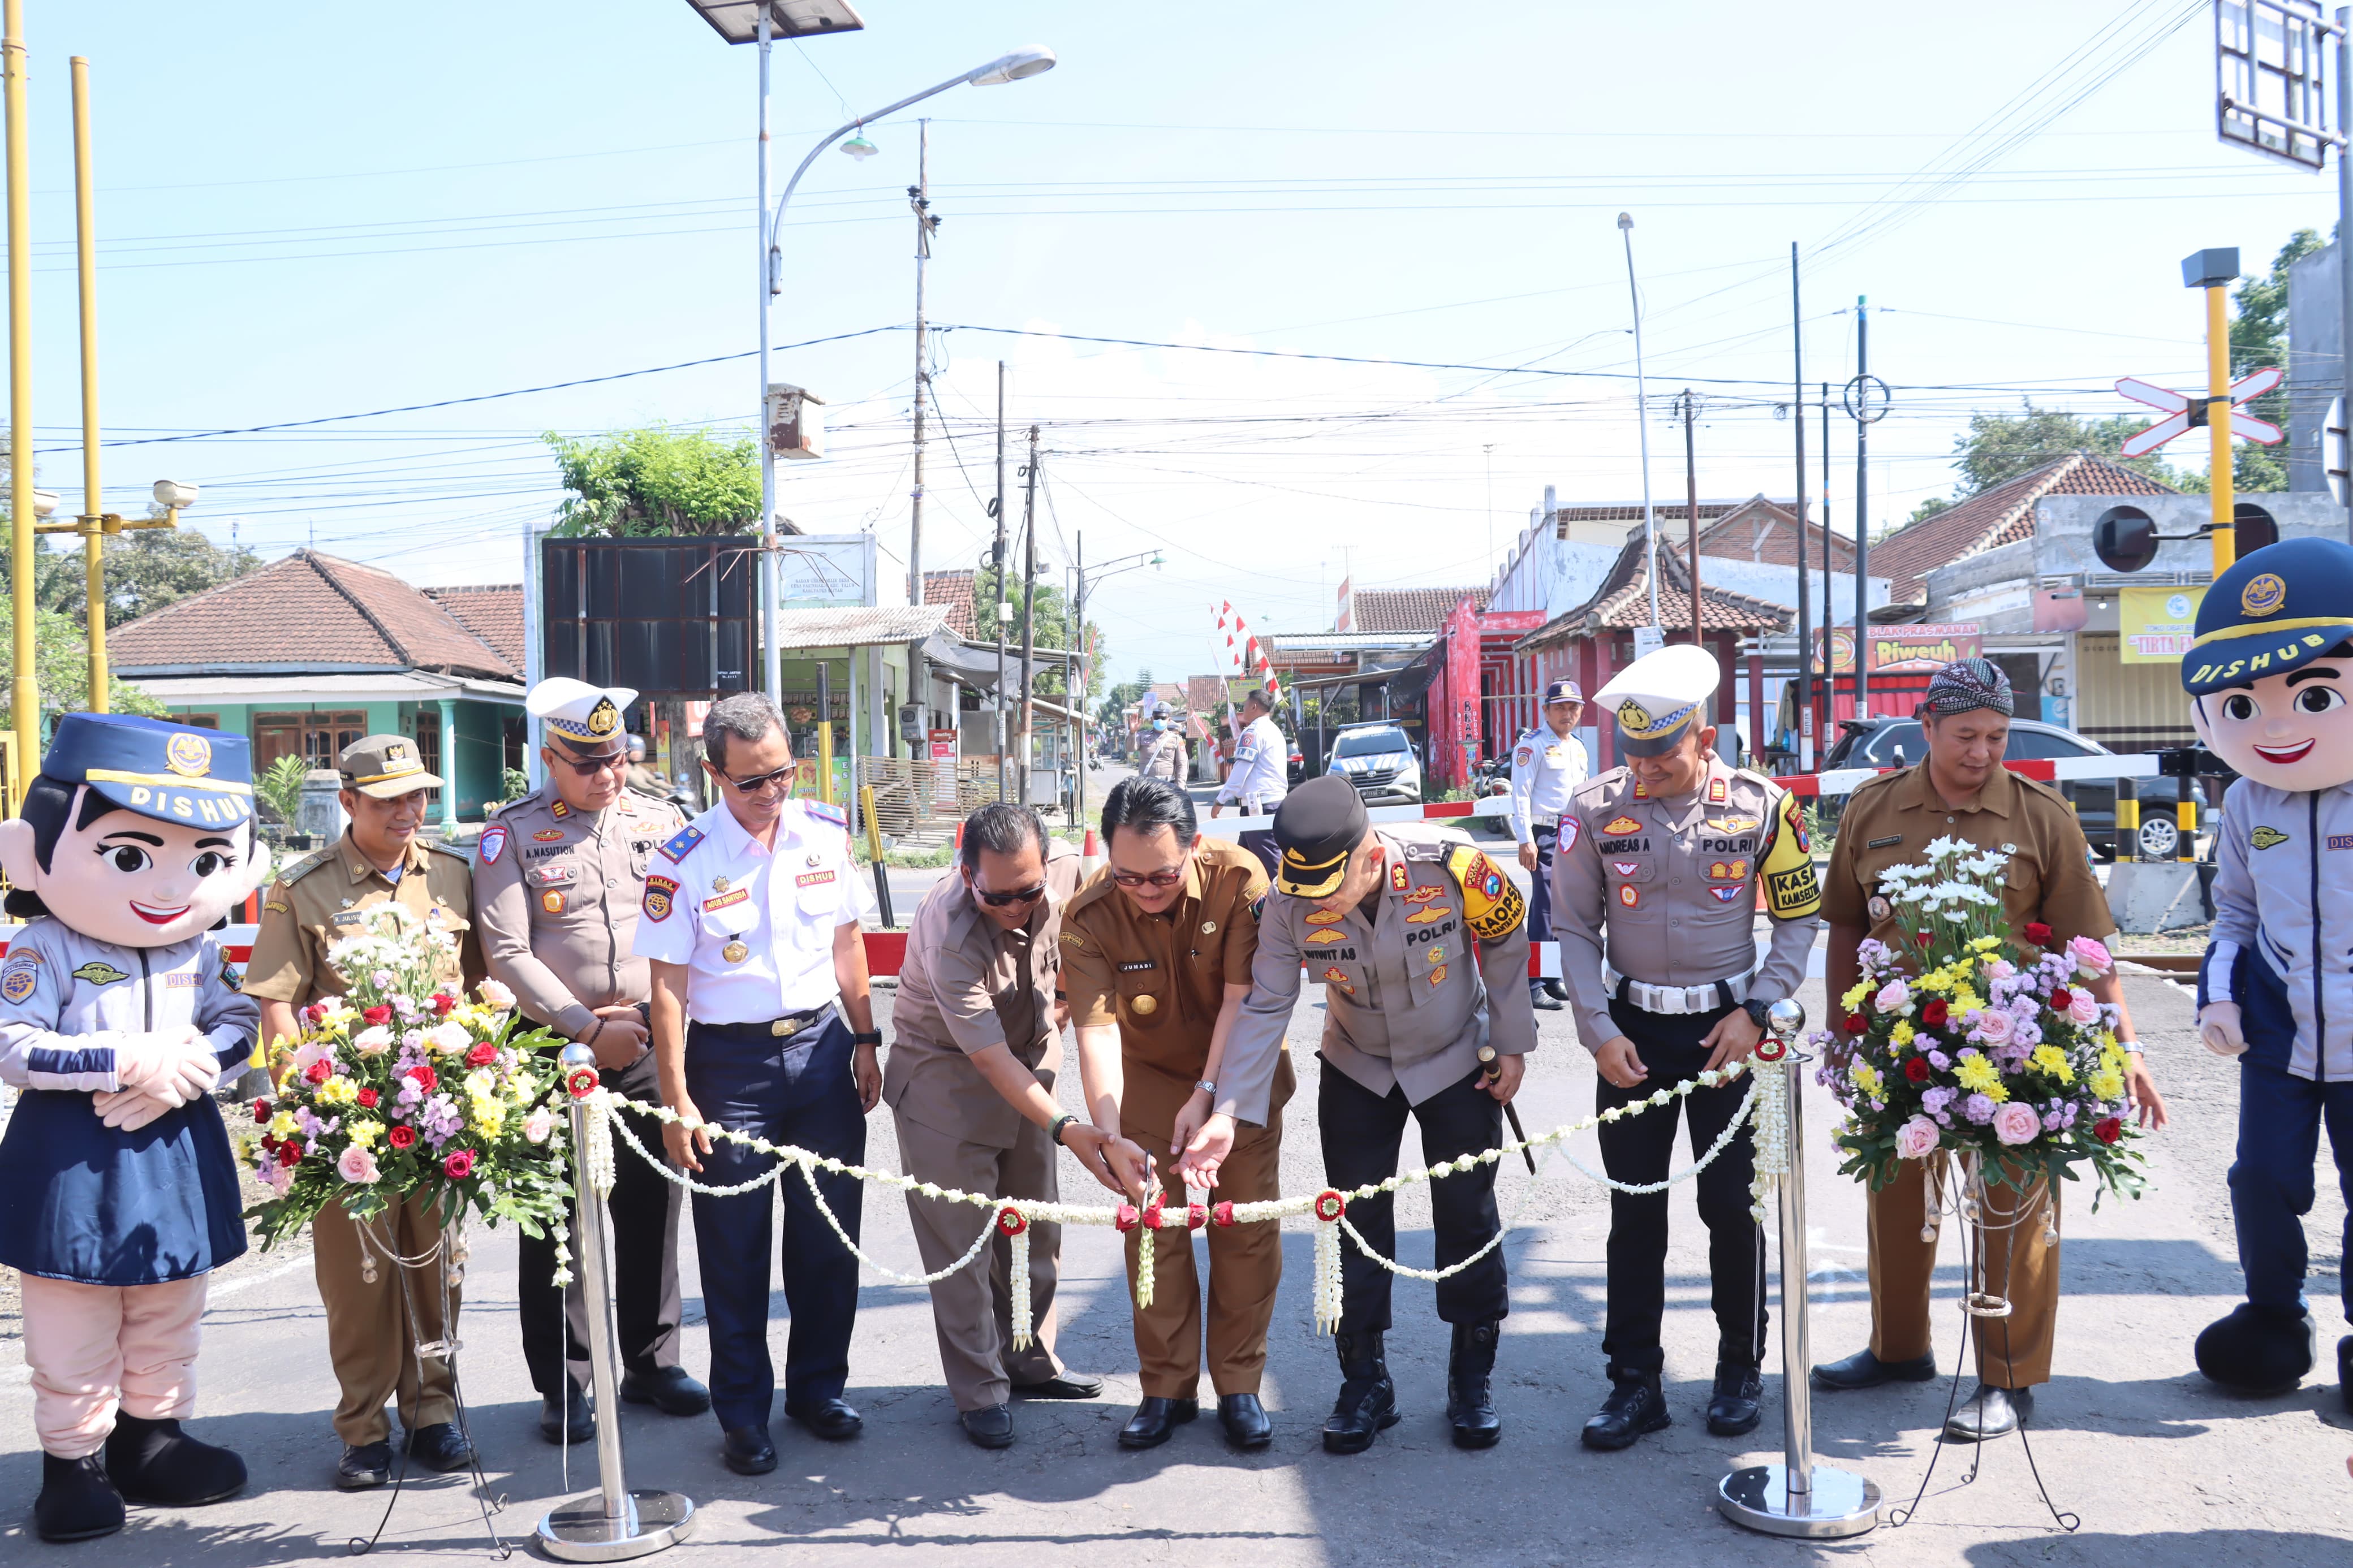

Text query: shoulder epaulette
(658, 824), (705, 864)
(279, 849), (337, 885)
(802, 799), (847, 829)
(425, 839), (471, 860)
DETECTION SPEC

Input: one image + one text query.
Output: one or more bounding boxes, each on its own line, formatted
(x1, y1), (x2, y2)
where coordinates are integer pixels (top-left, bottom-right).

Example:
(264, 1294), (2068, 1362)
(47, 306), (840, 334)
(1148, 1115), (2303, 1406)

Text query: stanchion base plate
(1717, 1463), (1881, 1539)
(536, 1489), (698, 1561)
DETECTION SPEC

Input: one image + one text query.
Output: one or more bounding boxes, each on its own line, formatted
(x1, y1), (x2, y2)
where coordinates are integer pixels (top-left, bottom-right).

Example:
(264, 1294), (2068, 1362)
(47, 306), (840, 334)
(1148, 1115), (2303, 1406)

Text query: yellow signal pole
(2205, 280), (2237, 578)
(5, 0), (35, 769)
(71, 55), (101, 711)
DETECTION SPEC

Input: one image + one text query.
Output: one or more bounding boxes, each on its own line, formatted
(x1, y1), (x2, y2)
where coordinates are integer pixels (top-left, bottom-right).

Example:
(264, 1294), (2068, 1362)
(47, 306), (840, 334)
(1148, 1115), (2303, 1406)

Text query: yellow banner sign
(2117, 585), (2207, 664)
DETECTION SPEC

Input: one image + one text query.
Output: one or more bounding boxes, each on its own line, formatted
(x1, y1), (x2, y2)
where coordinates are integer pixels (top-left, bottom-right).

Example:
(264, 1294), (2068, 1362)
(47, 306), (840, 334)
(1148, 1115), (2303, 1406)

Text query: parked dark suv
(1820, 718), (2210, 861)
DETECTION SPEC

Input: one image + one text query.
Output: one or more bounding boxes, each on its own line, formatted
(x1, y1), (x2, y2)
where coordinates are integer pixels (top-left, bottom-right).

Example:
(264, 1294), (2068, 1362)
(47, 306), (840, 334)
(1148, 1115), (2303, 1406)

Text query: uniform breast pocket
(699, 889), (759, 940)
(1114, 967), (1170, 1029)
(1606, 857), (1660, 918)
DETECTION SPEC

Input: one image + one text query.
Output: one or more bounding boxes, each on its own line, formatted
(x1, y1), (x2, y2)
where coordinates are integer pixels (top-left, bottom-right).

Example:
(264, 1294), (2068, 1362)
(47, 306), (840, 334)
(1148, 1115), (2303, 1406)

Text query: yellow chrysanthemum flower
(1954, 1055), (2003, 1095)
(1842, 980), (1872, 1009)
(2089, 1068), (2125, 1102)
(316, 1076), (358, 1107)
(347, 1119), (382, 1150)
(2030, 1044), (2075, 1083)
(268, 1110), (299, 1139)
(1852, 1063), (1886, 1100)
(1970, 935), (2004, 953)
(1891, 1021), (1916, 1047)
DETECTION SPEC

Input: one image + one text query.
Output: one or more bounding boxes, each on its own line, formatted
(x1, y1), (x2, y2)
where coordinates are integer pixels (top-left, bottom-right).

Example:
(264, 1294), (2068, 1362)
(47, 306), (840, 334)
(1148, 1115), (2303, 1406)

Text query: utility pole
(1073, 532), (1086, 831)
(5, 0), (36, 779)
(993, 359), (1010, 801)
(907, 119), (940, 736)
(1853, 297), (1871, 724)
(1820, 383), (1833, 744)
(71, 55), (102, 711)
(1018, 425), (1039, 811)
(1791, 243), (1812, 771)
(1679, 389), (1702, 649)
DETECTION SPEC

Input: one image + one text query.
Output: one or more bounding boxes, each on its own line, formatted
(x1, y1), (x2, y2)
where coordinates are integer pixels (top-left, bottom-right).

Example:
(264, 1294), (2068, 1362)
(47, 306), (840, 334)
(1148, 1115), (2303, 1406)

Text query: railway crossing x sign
(2115, 368), (2285, 458)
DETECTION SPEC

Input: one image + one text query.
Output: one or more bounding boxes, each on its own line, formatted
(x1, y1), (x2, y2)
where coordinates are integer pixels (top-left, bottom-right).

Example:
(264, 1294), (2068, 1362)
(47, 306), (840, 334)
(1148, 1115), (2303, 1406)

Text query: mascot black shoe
(2193, 1302), (2315, 1395)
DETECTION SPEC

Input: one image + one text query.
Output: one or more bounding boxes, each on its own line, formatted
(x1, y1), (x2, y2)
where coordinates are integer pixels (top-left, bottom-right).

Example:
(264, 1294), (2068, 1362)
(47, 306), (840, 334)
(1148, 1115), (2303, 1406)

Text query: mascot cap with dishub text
(39, 713), (253, 827)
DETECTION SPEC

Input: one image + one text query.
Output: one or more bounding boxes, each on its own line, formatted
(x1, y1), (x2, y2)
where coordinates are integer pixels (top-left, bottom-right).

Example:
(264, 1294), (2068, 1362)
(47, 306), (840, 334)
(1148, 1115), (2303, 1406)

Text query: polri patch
(643, 876), (677, 921)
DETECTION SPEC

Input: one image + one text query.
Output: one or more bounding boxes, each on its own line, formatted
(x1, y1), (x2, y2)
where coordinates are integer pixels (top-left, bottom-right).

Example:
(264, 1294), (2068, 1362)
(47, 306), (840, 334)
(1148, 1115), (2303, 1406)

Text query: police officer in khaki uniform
(477, 679), (709, 1446)
(1551, 644), (1821, 1452)
(1219, 775), (1536, 1454)
(243, 735), (482, 1490)
(1061, 777), (1285, 1453)
(884, 805), (1122, 1451)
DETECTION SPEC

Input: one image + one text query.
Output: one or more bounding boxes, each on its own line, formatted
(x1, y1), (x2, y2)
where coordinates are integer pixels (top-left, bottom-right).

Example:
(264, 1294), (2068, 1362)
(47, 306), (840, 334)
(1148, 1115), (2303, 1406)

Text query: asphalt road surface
(4, 964), (2348, 1565)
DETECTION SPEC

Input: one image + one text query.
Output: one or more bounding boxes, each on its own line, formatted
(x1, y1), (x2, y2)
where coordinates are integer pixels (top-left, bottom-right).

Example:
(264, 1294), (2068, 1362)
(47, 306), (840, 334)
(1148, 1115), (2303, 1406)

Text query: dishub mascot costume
(0, 715), (274, 1540)
(2184, 537), (2353, 1410)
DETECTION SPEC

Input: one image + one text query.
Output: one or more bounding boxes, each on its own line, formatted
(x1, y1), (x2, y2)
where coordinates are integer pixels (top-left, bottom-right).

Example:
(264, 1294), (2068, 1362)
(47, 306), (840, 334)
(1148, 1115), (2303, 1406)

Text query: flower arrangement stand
(537, 1043), (698, 1562)
(1718, 1001), (1882, 1540)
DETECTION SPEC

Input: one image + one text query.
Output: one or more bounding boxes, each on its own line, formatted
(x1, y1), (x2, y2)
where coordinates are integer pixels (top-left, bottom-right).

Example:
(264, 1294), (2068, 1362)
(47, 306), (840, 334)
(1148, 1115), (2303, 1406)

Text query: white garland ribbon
(574, 1060), (1760, 1328)
(1746, 1054), (1790, 1222)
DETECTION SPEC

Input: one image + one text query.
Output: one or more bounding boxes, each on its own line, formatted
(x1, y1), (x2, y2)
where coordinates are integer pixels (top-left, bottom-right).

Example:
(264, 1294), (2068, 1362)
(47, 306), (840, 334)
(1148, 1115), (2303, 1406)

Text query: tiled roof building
(1869, 453), (2175, 603)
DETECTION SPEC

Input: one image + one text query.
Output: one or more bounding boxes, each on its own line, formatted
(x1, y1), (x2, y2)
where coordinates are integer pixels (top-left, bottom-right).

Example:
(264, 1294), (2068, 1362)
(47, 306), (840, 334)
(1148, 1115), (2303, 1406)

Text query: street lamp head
(840, 133), (879, 159)
(152, 480), (199, 509)
(2180, 247), (2240, 290)
(28, 487), (57, 518)
(967, 46), (1056, 86)
(1617, 212), (1634, 231)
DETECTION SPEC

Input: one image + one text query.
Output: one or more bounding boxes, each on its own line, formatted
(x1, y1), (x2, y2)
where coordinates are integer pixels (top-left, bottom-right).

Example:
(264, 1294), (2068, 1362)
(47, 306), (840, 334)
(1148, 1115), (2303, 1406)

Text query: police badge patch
(643, 875), (679, 922)
(478, 824), (510, 866)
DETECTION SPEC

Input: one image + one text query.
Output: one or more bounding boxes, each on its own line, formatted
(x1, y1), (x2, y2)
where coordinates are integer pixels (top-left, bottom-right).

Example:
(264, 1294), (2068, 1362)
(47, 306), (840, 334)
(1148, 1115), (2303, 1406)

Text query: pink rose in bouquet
(1971, 1008), (2015, 1047)
(2068, 935), (2112, 978)
(337, 1145), (381, 1184)
(1895, 1115), (1942, 1160)
(2066, 992), (2101, 1026)
(1993, 1102), (2042, 1146)
(1874, 978), (1911, 1013)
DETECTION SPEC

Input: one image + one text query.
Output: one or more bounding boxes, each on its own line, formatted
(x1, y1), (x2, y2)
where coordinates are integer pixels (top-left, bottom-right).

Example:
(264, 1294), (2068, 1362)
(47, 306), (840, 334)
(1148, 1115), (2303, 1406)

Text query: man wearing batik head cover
(2181, 538), (2353, 1411)
(1811, 656), (2166, 1441)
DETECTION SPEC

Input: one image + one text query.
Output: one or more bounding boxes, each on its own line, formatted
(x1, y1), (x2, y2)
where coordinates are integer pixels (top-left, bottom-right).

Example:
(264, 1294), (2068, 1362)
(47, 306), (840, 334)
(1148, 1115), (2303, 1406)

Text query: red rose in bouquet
(430, 992), (458, 1017)
(303, 1059), (331, 1085)
(2024, 921), (2053, 946)
(357, 1087), (379, 1109)
(389, 1125), (417, 1151)
(362, 1004), (393, 1026)
(464, 1041), (499, 1069)
(443, 1149), (477, 1180)
(2049, 986), (2072, 1009)
(1920, 999), (1949, 1027)
(1904, 1056), (1932, 1083)
(1844, 1012), (1869, 1035)
(404, 1062), (438, 1095)
(2094, 1117), (2123, 1145)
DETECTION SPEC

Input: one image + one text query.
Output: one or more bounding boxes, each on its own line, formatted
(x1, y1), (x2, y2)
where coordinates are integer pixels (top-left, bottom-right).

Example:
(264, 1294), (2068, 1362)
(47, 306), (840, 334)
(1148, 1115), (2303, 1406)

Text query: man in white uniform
(1212, 689), (1290, 880)
(634, 692), (883, 1478)
(1508, 679), (1588, 1012)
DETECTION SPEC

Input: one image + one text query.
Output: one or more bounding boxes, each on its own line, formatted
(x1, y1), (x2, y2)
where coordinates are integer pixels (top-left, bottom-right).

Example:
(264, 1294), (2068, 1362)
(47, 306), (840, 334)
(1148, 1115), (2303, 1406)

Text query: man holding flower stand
(1811, 659), (2167, 1441)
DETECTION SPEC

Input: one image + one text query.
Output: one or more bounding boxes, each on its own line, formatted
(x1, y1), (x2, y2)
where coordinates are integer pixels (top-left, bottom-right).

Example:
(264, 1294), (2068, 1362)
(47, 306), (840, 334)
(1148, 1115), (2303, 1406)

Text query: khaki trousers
(21, 1275), (209, 1458)
(1122, 1066), (1287, 1399)
(312, 1192), (462, 1445)
(897, 1108), (1065, 1412)
(1867, 1155), (2059, 1389)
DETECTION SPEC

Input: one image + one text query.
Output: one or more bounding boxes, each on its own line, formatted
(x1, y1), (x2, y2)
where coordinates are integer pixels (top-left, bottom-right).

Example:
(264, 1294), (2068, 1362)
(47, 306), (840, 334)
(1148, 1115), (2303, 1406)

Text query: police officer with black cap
(1217, 774), (1536, 1453)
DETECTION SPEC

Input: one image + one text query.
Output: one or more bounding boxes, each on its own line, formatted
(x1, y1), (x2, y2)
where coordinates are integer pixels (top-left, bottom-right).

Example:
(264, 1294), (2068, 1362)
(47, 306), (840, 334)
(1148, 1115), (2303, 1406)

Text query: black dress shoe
(1706, 1362), (1765, 1437)
(1117, 1396), (1199, 1449)
(1011, 1372), (1104, 1400)
(404, 1421), (476, 1473)
(1943, 1383), (2032, 1442)
(1529, 987), (1565, 1012)
(1545, 978), (1570, 1002)
(105, 1414), (246, 1506)
(784, 1397), (864, 1441)
(619, 1366), (712, 1417)
(1322, 1331), (1399, 1455)
(1217, 1393), (1272, 1450)
(35, 1453), (125, 1543)
(2340, 1336), (2352, 1416)
(959, 1403), (1015, 1449)
(1581, 1372), (1670, 1452)
(540, 1390), (594, 1445)
(723, 1424), (777, 1476)
(1811, 1346), (1938, 1390)
(335, 1441), (393, 1491)
(1445, 1321), (1502, 1450)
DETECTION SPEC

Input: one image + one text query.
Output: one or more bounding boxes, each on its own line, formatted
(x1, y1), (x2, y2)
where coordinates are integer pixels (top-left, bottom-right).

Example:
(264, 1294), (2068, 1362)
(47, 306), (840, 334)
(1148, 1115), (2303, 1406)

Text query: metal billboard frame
(2217, 0), (2339, 170)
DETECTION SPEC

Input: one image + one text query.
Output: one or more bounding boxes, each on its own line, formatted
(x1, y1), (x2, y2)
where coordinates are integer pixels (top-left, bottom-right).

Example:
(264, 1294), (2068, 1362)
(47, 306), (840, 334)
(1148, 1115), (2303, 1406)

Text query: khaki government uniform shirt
(1822, 762), (2115, 956)
(1552, 756), (1822, 1048)
(1058, 837), (1276, 1120)
(243, 831), (485, 1008)
(882, 839), (1083, 1150)
(473, 785), (686, 1039)
(1219, 827), (1536, 1120)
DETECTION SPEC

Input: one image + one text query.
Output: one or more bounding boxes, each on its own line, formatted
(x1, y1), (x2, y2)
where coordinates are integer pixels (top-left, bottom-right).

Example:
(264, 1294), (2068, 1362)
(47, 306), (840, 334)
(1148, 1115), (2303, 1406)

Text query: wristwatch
(1049, 1113), (1079, 1147)
(850, 1030), (883, 1047)
(1739, 998), (1773, 1033)
(1193, 1079), (1217, 1098)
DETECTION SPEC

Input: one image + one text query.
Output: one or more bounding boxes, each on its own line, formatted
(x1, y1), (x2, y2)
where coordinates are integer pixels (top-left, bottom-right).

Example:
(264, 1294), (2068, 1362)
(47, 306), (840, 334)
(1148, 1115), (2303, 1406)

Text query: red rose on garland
(405, 1063), (438, 1094)
(1904, 1056), (1932, 1083)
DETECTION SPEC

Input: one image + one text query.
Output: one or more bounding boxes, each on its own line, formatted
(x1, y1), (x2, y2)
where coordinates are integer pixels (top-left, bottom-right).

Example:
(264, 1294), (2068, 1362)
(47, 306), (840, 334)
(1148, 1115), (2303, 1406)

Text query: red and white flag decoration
(1212, 602), (1281, 699)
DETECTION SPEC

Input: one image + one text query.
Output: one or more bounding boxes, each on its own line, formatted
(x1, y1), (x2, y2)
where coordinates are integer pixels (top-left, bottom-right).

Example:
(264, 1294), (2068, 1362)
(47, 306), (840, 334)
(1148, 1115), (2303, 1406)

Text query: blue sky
(16, 1), (2338, 685)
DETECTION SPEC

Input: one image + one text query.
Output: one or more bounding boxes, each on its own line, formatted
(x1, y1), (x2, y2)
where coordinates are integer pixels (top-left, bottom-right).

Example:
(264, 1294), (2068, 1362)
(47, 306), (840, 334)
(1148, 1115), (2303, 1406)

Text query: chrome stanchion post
(538, 1044), (697, 1561)
(1718, 1000), (1881, 1540)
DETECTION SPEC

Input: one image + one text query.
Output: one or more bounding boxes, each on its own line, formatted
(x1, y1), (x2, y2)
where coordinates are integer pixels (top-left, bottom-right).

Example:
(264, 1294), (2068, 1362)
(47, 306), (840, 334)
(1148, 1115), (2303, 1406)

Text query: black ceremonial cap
(1270, 774), (1367, 898)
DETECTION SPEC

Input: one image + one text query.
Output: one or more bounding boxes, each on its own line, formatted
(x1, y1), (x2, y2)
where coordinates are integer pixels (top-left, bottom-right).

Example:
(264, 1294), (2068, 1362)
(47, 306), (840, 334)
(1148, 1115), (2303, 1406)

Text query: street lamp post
(1068, 540), (1161, 828)
(1618, 213), (1661, 636)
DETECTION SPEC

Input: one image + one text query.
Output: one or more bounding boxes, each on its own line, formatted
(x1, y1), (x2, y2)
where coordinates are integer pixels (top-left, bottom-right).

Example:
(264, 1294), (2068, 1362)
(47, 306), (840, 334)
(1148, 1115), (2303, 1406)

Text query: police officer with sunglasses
(631, 693), (882, 1478)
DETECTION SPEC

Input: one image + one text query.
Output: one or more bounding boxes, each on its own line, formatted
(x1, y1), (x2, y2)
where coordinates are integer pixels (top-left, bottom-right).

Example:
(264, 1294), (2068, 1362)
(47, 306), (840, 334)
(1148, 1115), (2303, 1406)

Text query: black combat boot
(1445, 1321), (1502, 1449)
(1580, 1369), (1670, 1452)
(1321, 1331), (1399, 1455)
(1705, 1361), (1765, 1437)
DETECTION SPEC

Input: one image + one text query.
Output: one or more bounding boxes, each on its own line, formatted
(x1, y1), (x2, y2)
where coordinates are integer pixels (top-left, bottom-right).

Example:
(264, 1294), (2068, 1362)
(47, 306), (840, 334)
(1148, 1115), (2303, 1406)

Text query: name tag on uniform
(331, 912), (362, 927)
(794, 870), (835, 887)
(705, 887), (751, 911)
(1117, 960), (1156, 973)
(1866, 835), (1903, 850)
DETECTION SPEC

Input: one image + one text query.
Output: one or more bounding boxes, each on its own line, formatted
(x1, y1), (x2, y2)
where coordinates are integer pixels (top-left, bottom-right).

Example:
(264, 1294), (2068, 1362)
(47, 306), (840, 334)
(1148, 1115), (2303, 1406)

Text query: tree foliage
(2226, 228), (2324, 495)
(1945, 405), (2189, 498)
(542, 424), (762, 537)
(0, 597), (167, 732)
(972, 562), (1105, 698)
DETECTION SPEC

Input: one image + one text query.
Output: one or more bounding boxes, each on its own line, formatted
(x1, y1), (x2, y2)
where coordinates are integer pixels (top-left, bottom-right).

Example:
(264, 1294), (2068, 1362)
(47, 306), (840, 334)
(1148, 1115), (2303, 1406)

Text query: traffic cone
(1080, 827), (1105, 882)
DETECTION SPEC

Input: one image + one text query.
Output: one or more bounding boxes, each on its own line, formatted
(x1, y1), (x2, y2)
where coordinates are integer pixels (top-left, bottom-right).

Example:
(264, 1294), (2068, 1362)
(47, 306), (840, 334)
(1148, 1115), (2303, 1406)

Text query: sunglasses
(716, 763), (796, 795)
(549, 748), (628, 777)
(1109, 866), (1186, 889)
(969, 879), (1048, 908)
